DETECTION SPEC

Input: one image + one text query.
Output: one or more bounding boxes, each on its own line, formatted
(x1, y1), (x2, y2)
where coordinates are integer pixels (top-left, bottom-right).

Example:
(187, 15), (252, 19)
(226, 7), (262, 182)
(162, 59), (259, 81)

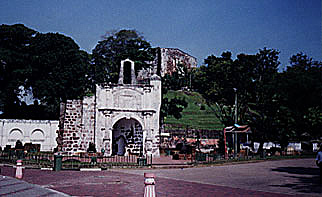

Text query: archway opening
(112, 118), (143, 156)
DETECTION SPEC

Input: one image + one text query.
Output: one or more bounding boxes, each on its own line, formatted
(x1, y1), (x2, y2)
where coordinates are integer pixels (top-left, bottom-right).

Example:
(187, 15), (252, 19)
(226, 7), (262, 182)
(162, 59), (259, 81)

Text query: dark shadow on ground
(271, 167), (322, 195)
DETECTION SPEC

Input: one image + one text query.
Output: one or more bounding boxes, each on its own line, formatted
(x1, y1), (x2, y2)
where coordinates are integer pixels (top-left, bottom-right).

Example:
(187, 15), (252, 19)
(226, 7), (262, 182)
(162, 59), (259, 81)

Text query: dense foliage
(0, 26), (187, 120)
(161, 63), (189, 120)
(0, 24), (91, 119)
(194, 49), (322, 150)
(0, 24), (36, 116)
(91, 29), (155, 84)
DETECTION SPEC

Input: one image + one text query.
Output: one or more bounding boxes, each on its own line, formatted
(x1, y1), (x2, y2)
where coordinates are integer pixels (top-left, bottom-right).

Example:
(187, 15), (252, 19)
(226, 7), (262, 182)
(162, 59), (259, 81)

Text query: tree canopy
(0, 24), (91, 119)
(278, 53), (322, 142)
(194, 48), (322, 150)
(27, 32), (91, 116)
(0, 24), (36, 114)
(91, 29), (155, 84)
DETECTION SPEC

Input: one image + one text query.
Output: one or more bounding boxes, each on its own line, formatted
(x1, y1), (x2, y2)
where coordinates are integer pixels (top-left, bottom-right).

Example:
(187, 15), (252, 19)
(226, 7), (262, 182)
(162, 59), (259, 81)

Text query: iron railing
(0, 151), (151, 169)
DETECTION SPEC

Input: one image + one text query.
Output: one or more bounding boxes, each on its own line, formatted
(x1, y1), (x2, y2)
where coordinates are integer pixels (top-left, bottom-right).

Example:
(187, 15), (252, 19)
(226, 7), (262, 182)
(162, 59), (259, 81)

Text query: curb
(80, 168), (102, 171)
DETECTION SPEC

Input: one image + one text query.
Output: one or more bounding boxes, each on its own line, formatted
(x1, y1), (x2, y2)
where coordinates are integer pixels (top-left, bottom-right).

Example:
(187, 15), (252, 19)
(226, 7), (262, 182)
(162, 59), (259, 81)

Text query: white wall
(0, 119), (58, 151)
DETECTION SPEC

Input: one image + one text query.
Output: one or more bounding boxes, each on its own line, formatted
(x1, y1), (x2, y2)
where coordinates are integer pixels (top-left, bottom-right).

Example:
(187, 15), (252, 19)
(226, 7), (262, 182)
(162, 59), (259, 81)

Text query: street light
(233, 88), (238, 158)
(233, 88), (237, 124)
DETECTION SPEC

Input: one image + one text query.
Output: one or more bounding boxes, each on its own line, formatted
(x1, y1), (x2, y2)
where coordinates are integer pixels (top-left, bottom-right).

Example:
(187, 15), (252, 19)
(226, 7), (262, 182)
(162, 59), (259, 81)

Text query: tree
(196, 48), (321, 152)
(0, 24), (91, 119)
(27, 32), (91, 117)
(245, 48), (280, 151)
(194, 51), (257, 126)
(195, 48), (283, 152)
(160, 63), (192, 120)
(91, 30), (155, 84)
(162, 63), (191, 91)
(161, 74), (188, 120)
(161, 97), (188, 120)
(0, 24), (36, 114)
(278, 53), (322, 141)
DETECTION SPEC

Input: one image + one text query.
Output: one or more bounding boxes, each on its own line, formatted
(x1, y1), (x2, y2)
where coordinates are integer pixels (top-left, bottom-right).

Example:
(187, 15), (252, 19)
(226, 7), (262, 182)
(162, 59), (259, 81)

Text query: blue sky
(1, 0), (321, 69)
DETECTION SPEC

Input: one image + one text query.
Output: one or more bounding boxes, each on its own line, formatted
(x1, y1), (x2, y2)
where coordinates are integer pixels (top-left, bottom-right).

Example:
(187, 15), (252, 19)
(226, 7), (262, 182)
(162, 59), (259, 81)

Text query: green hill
(163, 90), (224, 130)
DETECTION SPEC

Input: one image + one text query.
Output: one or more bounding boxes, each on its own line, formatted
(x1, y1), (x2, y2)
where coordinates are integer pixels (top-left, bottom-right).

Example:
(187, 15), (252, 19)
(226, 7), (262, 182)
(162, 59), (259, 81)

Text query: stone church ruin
(0, 48), (197, 157)
(58, 59), (162, 157)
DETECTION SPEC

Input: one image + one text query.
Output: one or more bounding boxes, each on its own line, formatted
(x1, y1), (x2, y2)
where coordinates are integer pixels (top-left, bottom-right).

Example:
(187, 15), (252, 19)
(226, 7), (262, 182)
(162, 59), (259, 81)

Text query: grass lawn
(163, 90), (223, 130)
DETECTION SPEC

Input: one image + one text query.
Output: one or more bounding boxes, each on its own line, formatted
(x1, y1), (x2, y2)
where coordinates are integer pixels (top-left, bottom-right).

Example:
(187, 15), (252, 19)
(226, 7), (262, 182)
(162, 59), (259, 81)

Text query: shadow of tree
(272, 167), (319, 175)
(271, 167), (322, 195)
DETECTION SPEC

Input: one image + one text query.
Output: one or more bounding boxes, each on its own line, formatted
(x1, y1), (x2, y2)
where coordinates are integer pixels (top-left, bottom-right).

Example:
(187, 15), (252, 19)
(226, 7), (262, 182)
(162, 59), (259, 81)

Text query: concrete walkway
(0, 175), (68, 197)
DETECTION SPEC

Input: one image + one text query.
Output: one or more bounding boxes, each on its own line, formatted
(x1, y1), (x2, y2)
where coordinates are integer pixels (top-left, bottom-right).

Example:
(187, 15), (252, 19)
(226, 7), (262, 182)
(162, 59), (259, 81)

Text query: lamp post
(233, 88), (238, 158)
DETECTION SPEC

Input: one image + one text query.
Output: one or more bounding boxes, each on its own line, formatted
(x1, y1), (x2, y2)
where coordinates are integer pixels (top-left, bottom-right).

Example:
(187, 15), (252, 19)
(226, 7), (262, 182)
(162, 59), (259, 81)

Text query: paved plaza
(0, 175), (67, 196)
(1, 158), (321, 196)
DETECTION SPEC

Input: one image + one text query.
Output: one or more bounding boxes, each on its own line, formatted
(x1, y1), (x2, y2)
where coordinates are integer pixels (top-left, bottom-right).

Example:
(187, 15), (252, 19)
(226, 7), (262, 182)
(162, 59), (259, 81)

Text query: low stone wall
(0, 119), (58, 151)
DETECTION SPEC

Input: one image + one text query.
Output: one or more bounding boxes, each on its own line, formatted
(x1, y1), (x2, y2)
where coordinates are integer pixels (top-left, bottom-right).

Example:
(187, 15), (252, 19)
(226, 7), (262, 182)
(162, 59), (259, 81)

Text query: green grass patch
(164, 91), (223, 130)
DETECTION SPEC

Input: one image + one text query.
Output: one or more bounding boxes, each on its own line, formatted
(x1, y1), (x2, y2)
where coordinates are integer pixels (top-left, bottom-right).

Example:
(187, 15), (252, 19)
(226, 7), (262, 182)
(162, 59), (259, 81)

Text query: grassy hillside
(163, 90), (223, 130)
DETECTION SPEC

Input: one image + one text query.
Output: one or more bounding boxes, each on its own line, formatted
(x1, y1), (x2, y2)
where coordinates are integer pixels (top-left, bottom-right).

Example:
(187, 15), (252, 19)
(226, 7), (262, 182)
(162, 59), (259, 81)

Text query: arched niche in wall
(123, 61), (132, 84)
(118, 59), (137, 85)
(31, 129), (45, 142)
(9, 129), (23, 143)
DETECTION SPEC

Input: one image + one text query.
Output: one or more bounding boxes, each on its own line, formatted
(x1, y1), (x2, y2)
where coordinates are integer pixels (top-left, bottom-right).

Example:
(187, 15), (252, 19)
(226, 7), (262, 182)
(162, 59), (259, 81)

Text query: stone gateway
(58, 59), (161, 157)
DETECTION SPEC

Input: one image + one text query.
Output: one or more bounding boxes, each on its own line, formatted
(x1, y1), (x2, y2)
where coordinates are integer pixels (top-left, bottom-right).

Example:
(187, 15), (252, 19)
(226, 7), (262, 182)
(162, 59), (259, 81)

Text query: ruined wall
(81, 96), (96, 151)
(160, 48), (197, 77)
(60, 100), (82, 152)
(60, 96), (95, 153)
(60, 77), (161, 157)
(60, 59), (162, 157)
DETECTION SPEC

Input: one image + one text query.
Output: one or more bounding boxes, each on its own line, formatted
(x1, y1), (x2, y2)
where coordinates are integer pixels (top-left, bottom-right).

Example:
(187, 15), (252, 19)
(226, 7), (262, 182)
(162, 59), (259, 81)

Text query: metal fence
(0, 151), (152, 170)
(0, 151), (252, 169)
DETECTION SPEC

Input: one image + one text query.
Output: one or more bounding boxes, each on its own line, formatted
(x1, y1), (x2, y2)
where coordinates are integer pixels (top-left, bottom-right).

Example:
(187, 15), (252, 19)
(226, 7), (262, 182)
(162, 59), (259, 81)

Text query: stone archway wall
(60, 60), (161, 157)
(95, 79), (161, 157)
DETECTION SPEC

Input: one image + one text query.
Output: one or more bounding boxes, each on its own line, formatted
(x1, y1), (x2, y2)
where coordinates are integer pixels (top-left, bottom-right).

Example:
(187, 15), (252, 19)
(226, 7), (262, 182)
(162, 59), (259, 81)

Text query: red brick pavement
(1, 166), (294, 197)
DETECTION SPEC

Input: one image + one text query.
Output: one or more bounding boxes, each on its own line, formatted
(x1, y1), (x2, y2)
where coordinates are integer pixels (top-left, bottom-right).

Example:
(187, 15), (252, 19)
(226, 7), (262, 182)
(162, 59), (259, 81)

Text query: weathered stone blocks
(59, 60), (161, 157)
